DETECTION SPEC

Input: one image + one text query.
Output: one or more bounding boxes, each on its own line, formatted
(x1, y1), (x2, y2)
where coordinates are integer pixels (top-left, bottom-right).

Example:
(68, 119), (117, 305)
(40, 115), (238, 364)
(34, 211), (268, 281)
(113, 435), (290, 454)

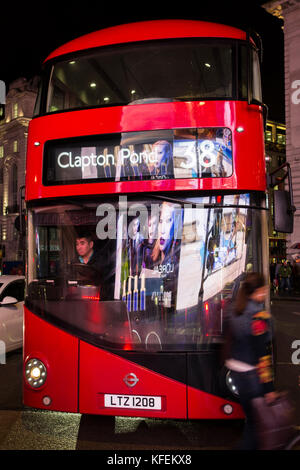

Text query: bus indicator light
(223, 404), (233, 415)
(42, 396), (52, 406)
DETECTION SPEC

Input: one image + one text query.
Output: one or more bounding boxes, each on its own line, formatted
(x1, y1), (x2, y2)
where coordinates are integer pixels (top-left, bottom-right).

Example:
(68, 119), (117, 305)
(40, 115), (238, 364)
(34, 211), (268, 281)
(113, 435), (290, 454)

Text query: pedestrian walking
(269, 259), (278, 293)
(278, 260), (292, 294)
(225, 272), (278, 450)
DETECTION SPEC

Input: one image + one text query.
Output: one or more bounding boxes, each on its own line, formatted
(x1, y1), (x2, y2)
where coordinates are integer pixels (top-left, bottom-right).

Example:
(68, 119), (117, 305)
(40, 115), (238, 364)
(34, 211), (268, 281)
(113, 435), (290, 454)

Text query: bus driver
(71, 231), (103, 284)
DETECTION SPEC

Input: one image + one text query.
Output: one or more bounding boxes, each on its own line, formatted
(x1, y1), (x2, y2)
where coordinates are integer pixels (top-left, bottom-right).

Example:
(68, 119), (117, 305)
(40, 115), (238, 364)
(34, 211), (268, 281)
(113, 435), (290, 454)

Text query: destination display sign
(43, 128), (232, 185)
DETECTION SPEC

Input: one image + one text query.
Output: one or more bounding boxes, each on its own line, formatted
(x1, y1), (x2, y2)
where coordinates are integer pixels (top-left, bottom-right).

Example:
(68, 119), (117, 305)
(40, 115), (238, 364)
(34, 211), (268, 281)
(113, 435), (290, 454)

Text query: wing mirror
(0, 296), (18, 306)
(268, 162), (296, 234)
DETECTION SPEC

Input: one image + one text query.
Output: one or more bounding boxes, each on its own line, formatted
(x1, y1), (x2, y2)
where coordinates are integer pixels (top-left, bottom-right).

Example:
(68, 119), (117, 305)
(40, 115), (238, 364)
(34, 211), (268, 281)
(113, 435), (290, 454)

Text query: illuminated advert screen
(43, 128), (232, 185)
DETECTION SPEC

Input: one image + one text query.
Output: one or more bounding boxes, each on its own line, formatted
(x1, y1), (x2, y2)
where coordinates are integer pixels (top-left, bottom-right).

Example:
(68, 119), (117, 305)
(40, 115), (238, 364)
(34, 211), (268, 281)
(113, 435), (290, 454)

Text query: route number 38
(198, 140), (217, 168)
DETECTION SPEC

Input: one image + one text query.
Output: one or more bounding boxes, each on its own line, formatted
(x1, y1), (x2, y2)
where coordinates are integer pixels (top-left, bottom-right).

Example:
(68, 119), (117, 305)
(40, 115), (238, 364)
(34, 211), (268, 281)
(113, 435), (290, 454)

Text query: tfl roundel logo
(123, 373), (139, 388)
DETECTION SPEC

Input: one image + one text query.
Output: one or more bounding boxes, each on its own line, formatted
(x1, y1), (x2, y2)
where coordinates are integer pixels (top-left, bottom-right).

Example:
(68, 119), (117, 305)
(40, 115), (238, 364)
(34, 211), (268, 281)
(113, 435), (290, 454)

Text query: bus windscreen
(27, 193), (265, 352)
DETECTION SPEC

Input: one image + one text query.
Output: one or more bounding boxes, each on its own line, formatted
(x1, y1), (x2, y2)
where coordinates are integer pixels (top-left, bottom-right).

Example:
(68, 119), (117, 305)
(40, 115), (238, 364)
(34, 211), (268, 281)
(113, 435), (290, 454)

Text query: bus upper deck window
(252, 50), (262, 103)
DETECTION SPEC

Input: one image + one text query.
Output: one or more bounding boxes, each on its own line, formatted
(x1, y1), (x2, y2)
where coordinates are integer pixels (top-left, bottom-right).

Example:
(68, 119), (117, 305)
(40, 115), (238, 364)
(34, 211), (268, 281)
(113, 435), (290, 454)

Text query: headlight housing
(25, 358), (47, 389)
(226, 370), (239, 396)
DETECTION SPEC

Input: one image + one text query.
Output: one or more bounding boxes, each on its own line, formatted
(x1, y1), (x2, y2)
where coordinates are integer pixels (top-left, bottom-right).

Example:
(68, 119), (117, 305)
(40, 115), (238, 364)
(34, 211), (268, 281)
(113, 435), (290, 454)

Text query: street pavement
(0, 296), (299, 452)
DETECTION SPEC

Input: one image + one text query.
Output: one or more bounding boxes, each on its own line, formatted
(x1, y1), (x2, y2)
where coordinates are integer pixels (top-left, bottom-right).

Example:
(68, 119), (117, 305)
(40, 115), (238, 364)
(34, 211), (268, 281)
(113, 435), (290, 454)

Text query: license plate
(104, 394), (162, 410)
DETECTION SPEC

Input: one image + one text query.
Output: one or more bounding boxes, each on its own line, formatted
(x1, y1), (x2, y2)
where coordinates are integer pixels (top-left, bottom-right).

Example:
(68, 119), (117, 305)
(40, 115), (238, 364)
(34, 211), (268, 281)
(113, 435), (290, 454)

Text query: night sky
(1, 0), (284, 121)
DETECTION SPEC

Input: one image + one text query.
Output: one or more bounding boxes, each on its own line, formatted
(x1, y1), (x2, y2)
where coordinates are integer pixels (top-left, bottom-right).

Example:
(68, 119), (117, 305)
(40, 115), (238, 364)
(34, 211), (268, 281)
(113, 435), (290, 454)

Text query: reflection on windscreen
(43, 128), (233, 185)
(46, 39), (233, 112)
(27, 194), (264, 351)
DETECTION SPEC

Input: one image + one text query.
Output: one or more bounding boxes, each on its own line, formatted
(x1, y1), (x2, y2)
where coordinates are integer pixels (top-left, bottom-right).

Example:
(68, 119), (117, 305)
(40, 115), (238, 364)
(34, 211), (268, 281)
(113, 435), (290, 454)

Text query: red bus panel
(23, 307), (244, 419)
(79, 341), (187, 418)
(45, 20), (246, 62)
(26, 101), (265, 202)
(23, 308), (79, 412)
(187, 386), (243, 420)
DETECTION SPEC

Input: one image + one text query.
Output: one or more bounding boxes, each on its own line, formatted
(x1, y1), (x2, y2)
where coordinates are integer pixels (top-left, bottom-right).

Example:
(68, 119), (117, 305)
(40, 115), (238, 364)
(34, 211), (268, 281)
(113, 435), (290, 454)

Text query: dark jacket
(73, 249), (103, 270)
(71, 249), (106, 287)
(229, 299), (275, 394)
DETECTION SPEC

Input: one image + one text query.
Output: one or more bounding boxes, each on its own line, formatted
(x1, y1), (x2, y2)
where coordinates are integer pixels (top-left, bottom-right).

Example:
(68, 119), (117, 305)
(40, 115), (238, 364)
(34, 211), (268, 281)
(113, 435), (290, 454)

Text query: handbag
(251, 393), (295, 450)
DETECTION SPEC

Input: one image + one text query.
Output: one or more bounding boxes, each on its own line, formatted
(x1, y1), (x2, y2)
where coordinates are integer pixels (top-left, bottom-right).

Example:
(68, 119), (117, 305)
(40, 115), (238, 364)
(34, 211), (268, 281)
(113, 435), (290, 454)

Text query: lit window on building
(13, 140), (18, 153)
(265, 130), (272, 141)
(11, 163), (18, 207)
(13, 102), (18, 119)
(0, 146), (3, 158)
(277, 132), (286, 145)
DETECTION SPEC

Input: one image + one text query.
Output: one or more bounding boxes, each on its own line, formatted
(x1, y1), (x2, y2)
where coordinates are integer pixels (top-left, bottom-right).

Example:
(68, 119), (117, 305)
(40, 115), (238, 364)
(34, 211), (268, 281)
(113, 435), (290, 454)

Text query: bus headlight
(226, 370), (239, 396)
(25, 359), (47, 388)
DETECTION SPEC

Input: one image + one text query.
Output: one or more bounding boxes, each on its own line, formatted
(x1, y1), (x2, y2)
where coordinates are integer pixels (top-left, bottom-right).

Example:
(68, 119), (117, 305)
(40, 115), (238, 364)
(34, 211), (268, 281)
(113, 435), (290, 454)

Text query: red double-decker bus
(23, 19), (270, 419)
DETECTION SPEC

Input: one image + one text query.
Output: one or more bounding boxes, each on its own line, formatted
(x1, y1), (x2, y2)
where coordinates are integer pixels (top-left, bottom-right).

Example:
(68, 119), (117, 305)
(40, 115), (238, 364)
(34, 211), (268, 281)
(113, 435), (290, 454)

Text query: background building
(263, 0), (300, 258)
(0, 77), (38, 273)
(265, 119), (287, 261)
